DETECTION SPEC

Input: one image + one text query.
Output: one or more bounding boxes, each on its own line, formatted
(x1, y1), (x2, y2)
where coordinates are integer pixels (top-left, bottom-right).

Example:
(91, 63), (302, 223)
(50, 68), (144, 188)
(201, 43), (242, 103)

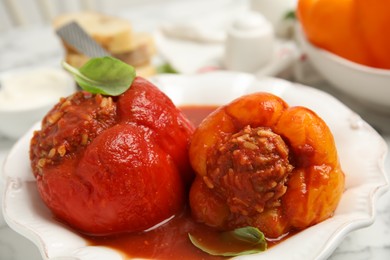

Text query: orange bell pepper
(298, 0), (390, 69)
(189, 92), (345, 238)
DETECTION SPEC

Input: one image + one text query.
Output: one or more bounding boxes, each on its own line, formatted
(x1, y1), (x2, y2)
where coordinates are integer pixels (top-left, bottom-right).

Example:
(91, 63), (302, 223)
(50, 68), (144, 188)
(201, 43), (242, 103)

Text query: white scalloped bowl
(296, 23), (390, 111)
(2, 72), (389, 260)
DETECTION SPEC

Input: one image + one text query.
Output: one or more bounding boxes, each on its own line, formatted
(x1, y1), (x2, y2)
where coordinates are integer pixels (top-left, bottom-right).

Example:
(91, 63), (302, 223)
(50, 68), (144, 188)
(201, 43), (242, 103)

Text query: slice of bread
(66, 40), (153, 68)
(112, 32), (156, 66)
(53, 12), (134, 53)
(127, 32), (156, 56)
(65, 52), (156, 78)
(135, 62), (157, 78)
(55, 11), (157, 77)
(64, 53), (90, 69)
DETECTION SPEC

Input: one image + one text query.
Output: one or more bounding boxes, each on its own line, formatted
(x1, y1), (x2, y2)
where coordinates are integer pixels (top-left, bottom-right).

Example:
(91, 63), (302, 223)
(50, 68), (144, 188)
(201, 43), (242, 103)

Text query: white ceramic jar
(224, 11), (275, 73)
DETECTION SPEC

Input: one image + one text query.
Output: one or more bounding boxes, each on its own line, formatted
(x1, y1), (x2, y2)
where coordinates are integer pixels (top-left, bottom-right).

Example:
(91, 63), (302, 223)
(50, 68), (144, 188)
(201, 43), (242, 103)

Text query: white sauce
(0, 68), (74, 110)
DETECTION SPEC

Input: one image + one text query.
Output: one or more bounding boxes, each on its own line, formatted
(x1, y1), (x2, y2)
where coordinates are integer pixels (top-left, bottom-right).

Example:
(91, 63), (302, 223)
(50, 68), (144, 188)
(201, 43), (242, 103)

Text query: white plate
(2, 72), (389, 260)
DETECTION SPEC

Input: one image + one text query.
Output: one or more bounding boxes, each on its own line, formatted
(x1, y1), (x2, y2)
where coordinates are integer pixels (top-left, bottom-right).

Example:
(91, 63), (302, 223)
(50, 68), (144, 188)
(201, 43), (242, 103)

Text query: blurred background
(0, 0), (184, 30)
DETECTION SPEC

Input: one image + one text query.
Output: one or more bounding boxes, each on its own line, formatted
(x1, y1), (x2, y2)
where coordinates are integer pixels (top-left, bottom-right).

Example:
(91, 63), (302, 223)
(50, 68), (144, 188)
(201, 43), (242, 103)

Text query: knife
(56, 21), (110, 57)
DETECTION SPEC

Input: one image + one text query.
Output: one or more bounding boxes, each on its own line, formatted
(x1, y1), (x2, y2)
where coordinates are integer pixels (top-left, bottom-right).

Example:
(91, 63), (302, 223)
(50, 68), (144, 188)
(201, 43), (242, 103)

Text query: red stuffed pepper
(30, 77), (195, 236)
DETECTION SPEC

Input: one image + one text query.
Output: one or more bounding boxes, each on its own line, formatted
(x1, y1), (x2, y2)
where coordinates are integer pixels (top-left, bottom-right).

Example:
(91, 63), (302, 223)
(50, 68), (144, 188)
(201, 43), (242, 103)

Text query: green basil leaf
(156, 62), (178, 74)
(189, 226), (267, 257)
(62, 56), (135, 96)
(284, 10), (296, 20)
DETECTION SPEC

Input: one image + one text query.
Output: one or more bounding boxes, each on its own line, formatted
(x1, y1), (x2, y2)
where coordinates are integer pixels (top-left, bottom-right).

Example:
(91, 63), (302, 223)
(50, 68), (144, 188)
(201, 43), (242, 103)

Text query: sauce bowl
(0, 67), (76, 139)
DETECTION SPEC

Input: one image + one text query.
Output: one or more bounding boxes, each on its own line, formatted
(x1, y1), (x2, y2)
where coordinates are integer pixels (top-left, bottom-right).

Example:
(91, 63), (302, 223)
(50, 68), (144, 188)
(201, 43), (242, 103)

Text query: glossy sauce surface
(87, 208), (226, 260)
(85, 105), (283, 259)
(180, 105), (218, 126)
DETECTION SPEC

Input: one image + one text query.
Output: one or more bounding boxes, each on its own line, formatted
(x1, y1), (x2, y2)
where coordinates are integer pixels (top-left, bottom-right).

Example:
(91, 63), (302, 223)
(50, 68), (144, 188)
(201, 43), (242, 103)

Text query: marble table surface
(1, 1), (389, 259)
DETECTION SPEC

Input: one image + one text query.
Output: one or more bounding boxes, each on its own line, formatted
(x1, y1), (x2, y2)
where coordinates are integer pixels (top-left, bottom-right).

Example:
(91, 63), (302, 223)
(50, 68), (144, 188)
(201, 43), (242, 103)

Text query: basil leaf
(284, 10), (296, 20)
(62, 56), (135, 96)
(156, 63), (178, 74)
(189, 226), (267, 257)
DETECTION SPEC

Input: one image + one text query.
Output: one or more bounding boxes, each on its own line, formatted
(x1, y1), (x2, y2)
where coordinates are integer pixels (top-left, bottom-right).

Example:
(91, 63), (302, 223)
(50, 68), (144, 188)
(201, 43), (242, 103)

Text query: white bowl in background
(0, 67), (76, 139)
(296, 23), (390, 111)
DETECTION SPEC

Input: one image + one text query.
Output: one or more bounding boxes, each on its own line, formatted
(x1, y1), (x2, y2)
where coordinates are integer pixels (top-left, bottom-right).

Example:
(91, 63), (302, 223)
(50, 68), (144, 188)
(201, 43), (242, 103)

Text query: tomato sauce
(84, 106), (288, 259)
(180, 105), (218, 126)
(86, 208), (227, 260)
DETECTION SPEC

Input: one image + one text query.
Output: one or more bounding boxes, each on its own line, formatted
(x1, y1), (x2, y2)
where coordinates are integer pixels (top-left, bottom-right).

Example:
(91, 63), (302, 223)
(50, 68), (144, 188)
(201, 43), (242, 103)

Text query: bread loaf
(53, 12), (134, 53)
(54, 12), (156, 76)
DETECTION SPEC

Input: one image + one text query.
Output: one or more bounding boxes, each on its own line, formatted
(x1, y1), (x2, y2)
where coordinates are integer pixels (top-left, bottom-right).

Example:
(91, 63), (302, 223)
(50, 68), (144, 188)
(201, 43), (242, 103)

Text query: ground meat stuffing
(205, 125), (294, 217)
(30, 91), (117, 177)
